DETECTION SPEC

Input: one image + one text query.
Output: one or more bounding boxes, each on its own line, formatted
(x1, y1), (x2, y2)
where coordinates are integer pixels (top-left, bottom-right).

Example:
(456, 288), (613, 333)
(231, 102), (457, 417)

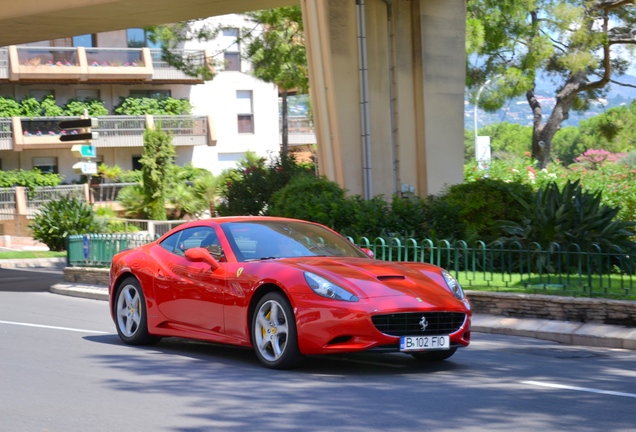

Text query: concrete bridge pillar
(301, 0), (466, 198)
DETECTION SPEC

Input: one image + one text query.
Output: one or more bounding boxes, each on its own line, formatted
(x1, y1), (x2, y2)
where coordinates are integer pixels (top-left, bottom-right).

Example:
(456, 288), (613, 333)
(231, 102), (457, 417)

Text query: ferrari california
(109, 216), (471, 369)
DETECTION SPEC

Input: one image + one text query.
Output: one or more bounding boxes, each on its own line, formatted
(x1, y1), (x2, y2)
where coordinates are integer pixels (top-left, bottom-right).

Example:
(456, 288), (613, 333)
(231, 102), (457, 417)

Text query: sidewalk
(49, 280), (636, 351)
(0, 257), (66, 269)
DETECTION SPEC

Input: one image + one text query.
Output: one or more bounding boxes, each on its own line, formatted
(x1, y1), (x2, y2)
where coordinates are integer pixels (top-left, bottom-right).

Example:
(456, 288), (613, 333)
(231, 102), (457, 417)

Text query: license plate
(400, 335), (450, 352)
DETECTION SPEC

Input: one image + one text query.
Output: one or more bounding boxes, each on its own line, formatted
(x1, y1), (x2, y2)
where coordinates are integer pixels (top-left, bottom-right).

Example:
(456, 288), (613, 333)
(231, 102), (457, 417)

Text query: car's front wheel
(251, 292), (302, 369)
(114, 277), (160, 345)
(411, 347), (457, 362)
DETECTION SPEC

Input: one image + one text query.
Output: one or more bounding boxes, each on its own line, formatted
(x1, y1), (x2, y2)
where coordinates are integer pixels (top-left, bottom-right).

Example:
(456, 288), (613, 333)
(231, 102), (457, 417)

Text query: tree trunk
(281, 89), (289, 156)
(527, 73), (585, 168)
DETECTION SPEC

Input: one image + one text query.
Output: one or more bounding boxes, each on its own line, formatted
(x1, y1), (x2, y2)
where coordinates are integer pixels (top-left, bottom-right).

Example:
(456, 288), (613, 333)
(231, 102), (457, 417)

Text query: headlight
(441, 269), (464, 300)
(304, 272), (359, 302)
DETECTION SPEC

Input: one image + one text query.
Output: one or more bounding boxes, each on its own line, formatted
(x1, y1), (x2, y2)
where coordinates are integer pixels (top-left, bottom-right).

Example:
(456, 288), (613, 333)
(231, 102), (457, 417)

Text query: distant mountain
(467, 73), (636, 129)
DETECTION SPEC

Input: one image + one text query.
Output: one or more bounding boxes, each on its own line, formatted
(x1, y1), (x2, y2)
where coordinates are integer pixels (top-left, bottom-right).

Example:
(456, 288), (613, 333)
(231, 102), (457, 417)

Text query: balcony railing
(0, 187), (16, 221)
(26, 185), (86, 219)
(93, 116), (146, 147)
(150, 49), (208, 82)
(9, 115), (213, 149)
(155, 115), (208, 146)
(92, 182), (136, 203)
(0, 118), (11, 150)
(17, 46), (79, 66)
(6, 45), (207, 83)
(281, 116), (317, 145)
(0, 47), (8, 79)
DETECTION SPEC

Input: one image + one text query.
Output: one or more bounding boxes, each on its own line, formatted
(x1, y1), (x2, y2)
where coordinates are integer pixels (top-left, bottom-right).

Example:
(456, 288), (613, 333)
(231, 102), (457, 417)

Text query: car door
(153, 226), (226, 333)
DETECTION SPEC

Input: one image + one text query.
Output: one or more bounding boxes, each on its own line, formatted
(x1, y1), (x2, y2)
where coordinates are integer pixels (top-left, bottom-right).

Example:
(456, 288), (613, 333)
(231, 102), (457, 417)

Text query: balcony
(5, 115), (215, 150)
(3, 46), (208, 83)
(282, 117), (317, 146)
(149, 48), (211, 83)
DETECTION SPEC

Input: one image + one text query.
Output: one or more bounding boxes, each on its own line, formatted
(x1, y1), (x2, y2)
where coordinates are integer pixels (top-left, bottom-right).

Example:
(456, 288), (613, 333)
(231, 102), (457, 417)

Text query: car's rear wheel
(251, 292), (302, 369)
(411, 347), (457, 361)
(114, 277), (160, 345)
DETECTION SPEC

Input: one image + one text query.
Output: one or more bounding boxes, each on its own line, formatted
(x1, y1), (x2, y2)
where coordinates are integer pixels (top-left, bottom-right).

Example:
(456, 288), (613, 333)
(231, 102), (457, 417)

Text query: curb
(50, 283), (108, 301)
(472, 315), (636, 350)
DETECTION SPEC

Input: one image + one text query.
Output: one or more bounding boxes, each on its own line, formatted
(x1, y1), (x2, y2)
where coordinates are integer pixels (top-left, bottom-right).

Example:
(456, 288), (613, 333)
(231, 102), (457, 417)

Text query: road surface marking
(522, 380), (636, 399)
(0, 320), (109, 334)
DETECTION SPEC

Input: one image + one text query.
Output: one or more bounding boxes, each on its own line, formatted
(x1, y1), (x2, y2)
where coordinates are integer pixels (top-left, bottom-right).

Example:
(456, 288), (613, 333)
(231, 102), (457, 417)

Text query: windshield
(220, 220), (369, 262)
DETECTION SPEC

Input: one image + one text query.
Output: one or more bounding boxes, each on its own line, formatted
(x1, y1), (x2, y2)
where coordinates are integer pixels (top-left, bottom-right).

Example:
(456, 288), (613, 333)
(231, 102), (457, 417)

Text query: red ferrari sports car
(109, 216), (471, 369)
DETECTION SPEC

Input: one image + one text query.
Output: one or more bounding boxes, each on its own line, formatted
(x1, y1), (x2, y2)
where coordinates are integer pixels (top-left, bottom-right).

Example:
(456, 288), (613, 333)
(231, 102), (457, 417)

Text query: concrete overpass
(1, 0), (466, 198)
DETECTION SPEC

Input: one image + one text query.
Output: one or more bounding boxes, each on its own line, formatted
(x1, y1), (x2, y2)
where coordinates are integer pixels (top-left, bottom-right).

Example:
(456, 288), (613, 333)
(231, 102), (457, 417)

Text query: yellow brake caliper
(262, 310), (271, 339)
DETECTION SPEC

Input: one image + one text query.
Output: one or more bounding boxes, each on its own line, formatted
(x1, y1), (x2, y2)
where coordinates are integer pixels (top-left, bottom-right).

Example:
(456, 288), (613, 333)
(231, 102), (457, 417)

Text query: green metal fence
(68, 233), (157, 268)
(67, 234), (636, 299)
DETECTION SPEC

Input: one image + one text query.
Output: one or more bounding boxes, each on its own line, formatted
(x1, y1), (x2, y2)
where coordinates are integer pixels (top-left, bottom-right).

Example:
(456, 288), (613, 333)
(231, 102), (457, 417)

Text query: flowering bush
(575, 149), (627, 169)
(465, 151), (636, 224)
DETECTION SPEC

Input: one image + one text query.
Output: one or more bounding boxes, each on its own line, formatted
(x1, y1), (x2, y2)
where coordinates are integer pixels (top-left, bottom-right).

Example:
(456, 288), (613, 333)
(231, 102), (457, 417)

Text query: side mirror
(185, 247), (221, 271)
(361, 248), (374, 258)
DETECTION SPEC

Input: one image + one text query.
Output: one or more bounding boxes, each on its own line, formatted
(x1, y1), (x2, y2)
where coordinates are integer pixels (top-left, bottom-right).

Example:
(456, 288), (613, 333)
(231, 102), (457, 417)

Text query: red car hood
(285, 257), (458, 303)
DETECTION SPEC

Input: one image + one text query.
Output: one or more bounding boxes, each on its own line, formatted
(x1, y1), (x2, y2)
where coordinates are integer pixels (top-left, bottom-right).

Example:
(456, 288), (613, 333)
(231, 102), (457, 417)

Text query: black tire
(114, 277), (161, 345)
(251, 292), (302, 369)
(411, 347), (458, 362)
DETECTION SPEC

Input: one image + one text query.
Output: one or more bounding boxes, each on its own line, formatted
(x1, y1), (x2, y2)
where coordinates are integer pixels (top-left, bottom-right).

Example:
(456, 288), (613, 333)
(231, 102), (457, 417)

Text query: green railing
(354, 238), (635, 299)
(67, 234), (636, 299)
(68, 233), (157, 268)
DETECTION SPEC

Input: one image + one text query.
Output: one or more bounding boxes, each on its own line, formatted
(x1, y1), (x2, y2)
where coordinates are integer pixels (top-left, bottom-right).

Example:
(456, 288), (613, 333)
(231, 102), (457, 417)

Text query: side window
(160, 227), (222, 258)
(159, 231), (179, 254)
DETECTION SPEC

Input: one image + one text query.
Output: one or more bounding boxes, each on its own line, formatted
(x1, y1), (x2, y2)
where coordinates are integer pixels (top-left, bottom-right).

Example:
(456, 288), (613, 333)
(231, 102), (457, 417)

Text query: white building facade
(0, 14), (280, 182)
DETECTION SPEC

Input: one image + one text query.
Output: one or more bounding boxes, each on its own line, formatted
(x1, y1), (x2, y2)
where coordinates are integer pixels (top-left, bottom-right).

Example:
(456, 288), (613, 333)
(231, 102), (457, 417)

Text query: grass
(458, 271), (636, 300)
(0, 250), (66, 260)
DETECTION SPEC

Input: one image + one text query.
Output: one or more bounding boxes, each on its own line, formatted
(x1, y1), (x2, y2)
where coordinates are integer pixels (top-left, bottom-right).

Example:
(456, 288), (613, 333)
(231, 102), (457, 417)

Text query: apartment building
(0, 14), (281, 182)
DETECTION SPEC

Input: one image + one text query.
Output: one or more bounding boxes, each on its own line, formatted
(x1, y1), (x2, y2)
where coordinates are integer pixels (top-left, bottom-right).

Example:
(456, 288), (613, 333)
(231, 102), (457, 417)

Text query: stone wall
(467, 291), (636, 327)
(64, 267), (110, 286)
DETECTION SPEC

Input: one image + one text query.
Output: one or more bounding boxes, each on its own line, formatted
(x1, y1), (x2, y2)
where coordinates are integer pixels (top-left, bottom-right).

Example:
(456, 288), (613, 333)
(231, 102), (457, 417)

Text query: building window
(33, 157), (58, 174)
(222, 28), (241, 72)
(236, 90), (254, 133)
(132, 156), (142, 171)
(129, 89), (171, 99)
(127, 28), (161, 48)
(73, 34), (96, 48)
(75, 89), (100, 100)
(29, 90), (54, 101)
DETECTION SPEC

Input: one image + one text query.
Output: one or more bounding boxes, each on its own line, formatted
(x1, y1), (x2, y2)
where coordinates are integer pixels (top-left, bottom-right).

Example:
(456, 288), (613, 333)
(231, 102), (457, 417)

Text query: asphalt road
(1, 271), (636, 432)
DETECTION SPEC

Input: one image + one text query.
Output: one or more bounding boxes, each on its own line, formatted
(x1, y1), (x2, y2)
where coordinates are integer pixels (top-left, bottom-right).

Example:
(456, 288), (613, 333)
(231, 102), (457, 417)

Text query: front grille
(371, 312), (466, 337)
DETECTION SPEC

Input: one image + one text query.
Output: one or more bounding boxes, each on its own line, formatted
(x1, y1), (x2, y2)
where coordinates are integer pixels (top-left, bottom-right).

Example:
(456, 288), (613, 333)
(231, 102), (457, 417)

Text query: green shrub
(114, 97), (192, 115)
(500, 180), (636, 252)
(140, 127), (175, 220)
(420, 196), (467, 242)
(20, 96), (42, 118)
(217, 152), (314, 216)
(117, 184), (145, 218)
(436, 178), (534, 242)
(270, 174), (347, 227)
(118, 170), (143, 183)
(0, 169), (62, 188)
(336, 195), (393, 239)
(30, 196), (103, 251)
(40, 95), (64, 117)
(0, 97), (22, 117)
(63, 98), (109, 116)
